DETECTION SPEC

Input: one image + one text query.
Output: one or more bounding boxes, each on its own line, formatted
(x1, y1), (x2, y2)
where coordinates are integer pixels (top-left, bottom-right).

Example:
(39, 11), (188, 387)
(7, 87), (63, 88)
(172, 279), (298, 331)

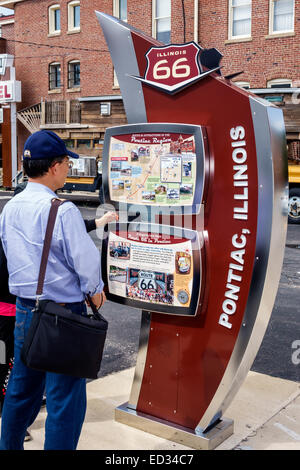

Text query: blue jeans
(0, 298), (87, 450)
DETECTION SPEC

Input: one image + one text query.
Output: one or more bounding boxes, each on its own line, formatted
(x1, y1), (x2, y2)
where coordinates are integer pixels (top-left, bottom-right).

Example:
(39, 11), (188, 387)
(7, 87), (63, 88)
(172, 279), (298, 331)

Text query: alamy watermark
(95, 202), (204, 248)
(291, 340), (300, 365)
(291, 82), (300, 105)
(0, 339), (6, 365)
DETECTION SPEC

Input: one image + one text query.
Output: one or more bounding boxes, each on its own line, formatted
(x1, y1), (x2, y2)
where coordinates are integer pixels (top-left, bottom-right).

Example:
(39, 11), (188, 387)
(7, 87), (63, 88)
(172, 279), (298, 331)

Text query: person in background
(0, 239), (16, 413)
(0, 188), (32, 441)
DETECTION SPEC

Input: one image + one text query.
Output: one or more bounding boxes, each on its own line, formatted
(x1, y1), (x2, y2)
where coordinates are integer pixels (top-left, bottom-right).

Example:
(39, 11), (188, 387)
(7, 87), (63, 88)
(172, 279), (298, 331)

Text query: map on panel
(108, 132), (197, 205)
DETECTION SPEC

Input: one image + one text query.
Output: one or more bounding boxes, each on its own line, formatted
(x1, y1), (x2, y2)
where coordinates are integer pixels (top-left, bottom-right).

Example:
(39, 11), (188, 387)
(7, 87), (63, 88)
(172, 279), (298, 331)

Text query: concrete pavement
(19, 368), (299, 451)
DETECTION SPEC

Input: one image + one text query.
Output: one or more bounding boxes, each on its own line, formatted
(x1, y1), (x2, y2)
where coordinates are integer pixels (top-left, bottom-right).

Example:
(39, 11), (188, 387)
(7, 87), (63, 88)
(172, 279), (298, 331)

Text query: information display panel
(102, 123), (206, 215)
(102, 223), (203, 316)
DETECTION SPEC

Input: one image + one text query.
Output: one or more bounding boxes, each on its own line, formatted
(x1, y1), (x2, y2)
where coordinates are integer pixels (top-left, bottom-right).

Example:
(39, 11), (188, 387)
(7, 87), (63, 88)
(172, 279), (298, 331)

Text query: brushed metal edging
(116, 401), (234, 450)
(196, 96), (288, 431)
(127, 311), (151, 409)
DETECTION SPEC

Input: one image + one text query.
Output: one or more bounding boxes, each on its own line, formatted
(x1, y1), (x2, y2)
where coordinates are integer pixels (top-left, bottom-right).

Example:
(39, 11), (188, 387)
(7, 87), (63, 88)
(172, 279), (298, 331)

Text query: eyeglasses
(61, 158), (73, 169)
(51, 158), (74, 170)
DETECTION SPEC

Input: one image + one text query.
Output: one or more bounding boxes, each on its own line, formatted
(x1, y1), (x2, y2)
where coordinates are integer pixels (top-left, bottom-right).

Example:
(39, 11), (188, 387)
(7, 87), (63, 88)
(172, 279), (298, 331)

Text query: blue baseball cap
(23, 130), (79, 160)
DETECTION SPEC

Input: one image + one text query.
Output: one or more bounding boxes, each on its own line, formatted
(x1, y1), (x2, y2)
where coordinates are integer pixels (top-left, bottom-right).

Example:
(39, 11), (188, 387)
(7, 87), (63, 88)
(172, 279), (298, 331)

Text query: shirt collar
(26, 182), (57, 198)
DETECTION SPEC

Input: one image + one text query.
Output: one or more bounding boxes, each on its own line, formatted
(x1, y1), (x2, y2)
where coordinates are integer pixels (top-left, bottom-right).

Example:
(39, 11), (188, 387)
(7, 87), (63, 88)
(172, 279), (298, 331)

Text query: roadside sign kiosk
(96, 12), (288, 449)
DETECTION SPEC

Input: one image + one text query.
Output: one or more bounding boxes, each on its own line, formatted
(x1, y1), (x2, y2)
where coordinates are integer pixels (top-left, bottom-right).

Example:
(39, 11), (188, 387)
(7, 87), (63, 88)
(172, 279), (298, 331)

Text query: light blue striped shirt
(0, 182), (103, 303)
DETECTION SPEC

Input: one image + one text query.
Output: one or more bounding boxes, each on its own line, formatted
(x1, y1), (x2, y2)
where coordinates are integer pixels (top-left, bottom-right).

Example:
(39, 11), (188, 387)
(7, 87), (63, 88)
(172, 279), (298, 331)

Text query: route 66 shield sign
(144, 42), (202, 93)
(129, 41), (221, 94)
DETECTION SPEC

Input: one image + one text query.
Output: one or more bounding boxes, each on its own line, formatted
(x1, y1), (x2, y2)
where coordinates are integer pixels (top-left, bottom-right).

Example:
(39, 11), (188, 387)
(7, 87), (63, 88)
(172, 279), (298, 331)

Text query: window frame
(113, 0), (127, 87)
(68, 0), (80, 32)
(113, 69), (119, 88)
(234, 81), (251, 89)
(100, 102), (111, 116)
(48, 4), (61, 35)
(49, 62), (61, 90)
(68, 60), (80, 89)
(113, 0), (127, 22)
(269, 0), (295, 35)
(152, 0), (171, 44)
(228, 0), (252, 40)
(267, 78), (292, 88)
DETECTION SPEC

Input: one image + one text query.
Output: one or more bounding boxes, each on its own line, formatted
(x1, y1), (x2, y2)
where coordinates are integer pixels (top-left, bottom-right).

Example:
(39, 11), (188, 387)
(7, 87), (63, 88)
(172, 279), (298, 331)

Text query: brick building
(0, 0), (299, 187)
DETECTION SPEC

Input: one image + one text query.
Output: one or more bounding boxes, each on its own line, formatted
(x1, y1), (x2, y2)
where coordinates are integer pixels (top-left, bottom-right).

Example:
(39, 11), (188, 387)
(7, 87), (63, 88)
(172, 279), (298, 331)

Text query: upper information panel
(102, 123), (206, 214)
(109, 132), (196, 206)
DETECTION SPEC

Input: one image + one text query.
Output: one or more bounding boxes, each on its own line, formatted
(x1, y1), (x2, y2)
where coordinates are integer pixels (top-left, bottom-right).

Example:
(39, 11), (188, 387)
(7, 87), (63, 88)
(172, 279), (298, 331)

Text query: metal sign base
(115, 402), (233, 450)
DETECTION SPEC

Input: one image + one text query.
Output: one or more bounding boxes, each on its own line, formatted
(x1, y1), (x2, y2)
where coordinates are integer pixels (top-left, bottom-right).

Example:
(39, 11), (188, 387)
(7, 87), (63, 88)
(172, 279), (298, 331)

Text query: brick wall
(0, 21), (15, 56)
(172, 0), (195, 43)
(1, 0), (300, 167)
(11, 0), (117, 107)
(198, 0), (300, 88)
(6, 0), (300, 105)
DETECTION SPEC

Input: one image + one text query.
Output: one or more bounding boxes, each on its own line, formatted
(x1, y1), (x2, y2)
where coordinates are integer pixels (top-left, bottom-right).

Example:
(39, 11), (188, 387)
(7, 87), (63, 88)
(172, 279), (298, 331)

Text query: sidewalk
(19, 368), (299, 451)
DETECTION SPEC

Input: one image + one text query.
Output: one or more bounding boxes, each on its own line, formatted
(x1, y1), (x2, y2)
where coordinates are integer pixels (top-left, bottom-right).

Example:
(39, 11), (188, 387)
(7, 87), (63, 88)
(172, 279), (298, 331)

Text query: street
(252, 223), (300, 382)
(0, 195), (299, 383)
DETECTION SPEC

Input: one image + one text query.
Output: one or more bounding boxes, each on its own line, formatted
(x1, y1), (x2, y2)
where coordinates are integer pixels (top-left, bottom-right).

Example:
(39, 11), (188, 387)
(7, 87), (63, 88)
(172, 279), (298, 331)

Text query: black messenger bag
(21, 199), (108, 379)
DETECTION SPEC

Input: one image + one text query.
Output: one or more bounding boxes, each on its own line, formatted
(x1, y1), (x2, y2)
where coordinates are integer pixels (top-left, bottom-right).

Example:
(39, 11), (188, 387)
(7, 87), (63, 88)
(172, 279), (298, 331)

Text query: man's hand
(95, 211), (119, 228)
(90, 291), (106, 310)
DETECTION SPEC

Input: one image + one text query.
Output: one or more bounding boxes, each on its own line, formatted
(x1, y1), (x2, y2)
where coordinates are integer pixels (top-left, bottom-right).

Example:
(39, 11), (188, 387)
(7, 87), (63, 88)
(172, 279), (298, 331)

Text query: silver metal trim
(128, 311), (151, 409)
(95, 11), (147, 124)
(116, 402), (234, 450)
(129, 66), (221, 94)
(250, 88), (300, 94)
(79, 95), (122, 102)
(196, 96), (288, 431)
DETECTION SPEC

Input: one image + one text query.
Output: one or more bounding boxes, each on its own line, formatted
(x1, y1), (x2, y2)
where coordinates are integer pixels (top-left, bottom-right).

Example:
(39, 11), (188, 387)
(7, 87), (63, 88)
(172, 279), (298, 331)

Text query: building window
(93, 139), (104, 149)
(112, 1), (127, 88)
(234, 81), (250, 89)
(113, 69), (119, 88)
(100, 102), (111, 116)
(152, 0), (171, 44)
(49, 4), (61, 35)
(68, 61), (80, 88)
(68, 1), (80, 32)
(267, 78), (292, 88)
(49, 62), (61, 90)
(269, 0), (294, 34)
(77, 139), (91, 150)
(113, 0), (127, 21)
(229, 0), (251, 39)
(64, 139), (75, 149)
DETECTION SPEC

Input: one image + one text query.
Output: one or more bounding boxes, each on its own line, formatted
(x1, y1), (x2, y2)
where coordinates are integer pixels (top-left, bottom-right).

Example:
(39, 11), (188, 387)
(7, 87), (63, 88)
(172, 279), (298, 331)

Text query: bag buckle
(35, 296), (41, 310)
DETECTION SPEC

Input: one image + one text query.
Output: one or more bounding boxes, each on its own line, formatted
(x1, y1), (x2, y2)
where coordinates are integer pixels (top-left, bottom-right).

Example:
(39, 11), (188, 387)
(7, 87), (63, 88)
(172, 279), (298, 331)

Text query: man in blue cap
(0, 130), (106, 450)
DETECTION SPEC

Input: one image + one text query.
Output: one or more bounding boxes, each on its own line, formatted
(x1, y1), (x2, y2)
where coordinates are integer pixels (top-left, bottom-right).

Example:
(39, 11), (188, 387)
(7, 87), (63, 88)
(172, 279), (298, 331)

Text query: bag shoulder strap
(36, 198), (69, 297)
